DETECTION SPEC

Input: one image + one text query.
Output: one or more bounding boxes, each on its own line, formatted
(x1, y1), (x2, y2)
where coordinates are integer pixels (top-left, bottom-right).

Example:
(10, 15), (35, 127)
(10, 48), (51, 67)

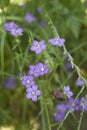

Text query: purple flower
(65, 61), (72, 70)
(3, 76), (16, 89)
(65, 98), (74, 109)
(21, 3), (26, 9)
(28, 65), (40, 77)
(48, 37), (65, 47)
(30, 40), (47, 54)
(54, 112), (65, 122)
(56, 104), (67, 113)
(21, 75), (35, 87)
(4, 21), (18, 31)
(37, 7), (42, 14)
(24, 12), (36, 23)
(4, 21), (23, 36)
(54, 104), (67, 122)
(73, 99), (80, 111)
(28, 62), (49, 77)
(36, 62), (49, 76)
(26, 84), (41, 102)
(39, 21), (47, 27)
(79, 96), (87, 111)
(75, 78), (84, 87)
(64, 86), (73, 99)
(10, 27), (23, 36)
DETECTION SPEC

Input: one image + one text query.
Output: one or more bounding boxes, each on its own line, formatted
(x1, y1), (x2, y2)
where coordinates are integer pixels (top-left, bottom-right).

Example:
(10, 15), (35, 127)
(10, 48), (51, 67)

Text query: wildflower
(75, 78), (84, 87)
(26, 84), (41, 102)
(37, 7), (42, 14)
(48, 37), (65, 47)
(54, 112), (65, 122)
(21, 75), (35, 87)
(3, 76), (16, 89)
(39, 21), (47, 27)
(54, 104), (67, 122)
(4, 21), (23, 36)
(24, 12), (36, 23)
(28, 65), (40, 77)
(79, 96), (87, 111)
(28, 62), (49, 77)
(30, 40), (47, 54)
(4, 21), (18, 31)
(65, 61), (72, 70)
(10, 27), (23, 36)
(73, 99), (80, 111)
(64, 86), (73, 99)
(21, 3), (26, 9)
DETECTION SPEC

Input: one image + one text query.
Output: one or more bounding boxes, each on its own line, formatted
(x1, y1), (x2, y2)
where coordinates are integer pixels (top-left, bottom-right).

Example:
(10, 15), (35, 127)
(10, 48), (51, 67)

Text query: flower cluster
(29, 62), (49, 77)
(54, 96), (87, 122)
(4, 21), (23, 36)
(21, 62), (49, 102)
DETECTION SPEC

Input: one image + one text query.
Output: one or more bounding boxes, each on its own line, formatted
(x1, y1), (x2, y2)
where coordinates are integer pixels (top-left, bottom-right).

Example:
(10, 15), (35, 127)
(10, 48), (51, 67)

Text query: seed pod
(53, 88), (65, 101)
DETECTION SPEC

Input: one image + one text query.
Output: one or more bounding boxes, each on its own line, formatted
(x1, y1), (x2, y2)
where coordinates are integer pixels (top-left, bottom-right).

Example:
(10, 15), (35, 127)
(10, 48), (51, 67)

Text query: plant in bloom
(30, 40), (47, 54)
(26, 84), (41, 102)
(4, 21), (23, 36)
(24, 12), (36, 23)
(54, 104), (67, 122)
(37, 7), (42, 14)
(75, 78), (84, 87)
(20, 3), (26, 9)
(10, 27), (23, 36)
(39, 21), (47, 27)
(28, 62), (49, 77)
(2, 76), (16, 89)
(65, 61), (72, 70)
(64, 86), (73, 99)
(79, 96), (87, 111)
(4, 21), (18, 31)
(21, 75), (35, 87)
(48, 37), (65, 47)
(54, 96), (87, 122)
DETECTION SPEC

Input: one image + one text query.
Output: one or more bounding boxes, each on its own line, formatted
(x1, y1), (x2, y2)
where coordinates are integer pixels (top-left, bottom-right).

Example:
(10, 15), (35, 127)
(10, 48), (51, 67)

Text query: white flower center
(41, 66), (44, 71)
(26, 80), (30, 84)
(55, 39), (59, 44)
(32, 91), (36, 95)
(37, 45), (40, 49)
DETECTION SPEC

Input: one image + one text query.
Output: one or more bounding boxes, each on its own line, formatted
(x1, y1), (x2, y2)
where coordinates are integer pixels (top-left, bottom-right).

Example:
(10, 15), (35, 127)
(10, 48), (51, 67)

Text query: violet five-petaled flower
(21, 75), (35, 87)
(75, 78), (84, 87)
(64, 86), (73, 99)
(24, 12), (36, 23)
(26, 84), (41, 102)
(48, 37), (65, 47)
(28, 62), (49, 77)
(30, 40), (47, 54)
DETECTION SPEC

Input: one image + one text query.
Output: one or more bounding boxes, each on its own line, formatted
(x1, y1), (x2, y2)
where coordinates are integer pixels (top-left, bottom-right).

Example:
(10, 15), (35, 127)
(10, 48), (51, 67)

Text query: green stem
(0, 30), (6, 78)
(40, 96), (46, 130)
